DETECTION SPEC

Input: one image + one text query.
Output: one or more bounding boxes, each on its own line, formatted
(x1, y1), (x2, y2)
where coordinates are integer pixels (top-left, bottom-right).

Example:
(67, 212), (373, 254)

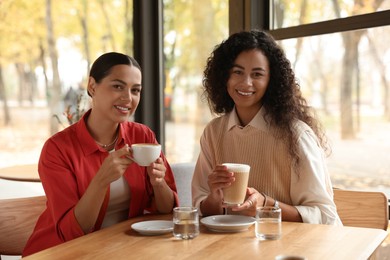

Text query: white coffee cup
(131, 143), (161, 166)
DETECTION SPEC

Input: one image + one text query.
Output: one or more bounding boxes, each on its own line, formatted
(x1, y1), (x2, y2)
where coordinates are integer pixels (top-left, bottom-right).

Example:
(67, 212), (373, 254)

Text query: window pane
(0, 1), (133, 167)
(278, 26), (390, 198)
(272, 0), (390, 29)
(163, 0), (228, 163)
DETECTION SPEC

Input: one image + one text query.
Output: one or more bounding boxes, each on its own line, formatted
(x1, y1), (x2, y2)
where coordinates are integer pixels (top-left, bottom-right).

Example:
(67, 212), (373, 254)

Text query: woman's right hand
(94, 145), (133, 187)
(199, 164), (236, 216)
(207, 164), (235, 201)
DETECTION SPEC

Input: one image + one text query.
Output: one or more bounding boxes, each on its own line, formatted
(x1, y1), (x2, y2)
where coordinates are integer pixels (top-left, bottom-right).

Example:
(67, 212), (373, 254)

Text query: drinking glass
(173, 207), (199, 239)
(221, 163), (250, 211)
(255, 206), (282, 240)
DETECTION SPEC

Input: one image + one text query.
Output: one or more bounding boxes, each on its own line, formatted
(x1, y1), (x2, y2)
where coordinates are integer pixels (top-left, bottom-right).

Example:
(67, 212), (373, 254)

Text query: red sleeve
(23, 135), (89, 256)
(38, 138), (87, 240)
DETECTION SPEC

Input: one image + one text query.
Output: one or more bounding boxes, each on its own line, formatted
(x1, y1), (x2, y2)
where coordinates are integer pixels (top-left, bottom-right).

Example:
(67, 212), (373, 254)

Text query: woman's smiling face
(88, 64), (142, 123)
(227, 49), (270, 120)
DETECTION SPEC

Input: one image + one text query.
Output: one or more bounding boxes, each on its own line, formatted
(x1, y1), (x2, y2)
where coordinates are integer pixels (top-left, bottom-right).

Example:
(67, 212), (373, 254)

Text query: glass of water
(255, 206), (282, 240)
(173, 207), (199, 239)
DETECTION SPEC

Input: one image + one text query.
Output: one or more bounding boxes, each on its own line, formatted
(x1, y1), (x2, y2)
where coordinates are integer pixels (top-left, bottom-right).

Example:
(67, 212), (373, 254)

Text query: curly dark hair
(202, 30), (330, 169)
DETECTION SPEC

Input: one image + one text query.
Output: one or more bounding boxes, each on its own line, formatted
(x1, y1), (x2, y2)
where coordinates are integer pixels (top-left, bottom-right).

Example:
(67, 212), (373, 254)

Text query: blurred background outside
(0, 0), (390, 201)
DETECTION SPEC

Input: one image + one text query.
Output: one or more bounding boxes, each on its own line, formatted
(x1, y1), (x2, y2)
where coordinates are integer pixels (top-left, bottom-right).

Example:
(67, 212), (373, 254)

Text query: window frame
(228, 0), (390, 40)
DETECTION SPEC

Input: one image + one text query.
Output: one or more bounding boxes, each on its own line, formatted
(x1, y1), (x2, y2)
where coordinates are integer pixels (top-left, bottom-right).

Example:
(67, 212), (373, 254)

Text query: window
(162, 0), (229, 163)
(278, 27), (390, 197)
(267, 0), (390, 198)
(0, 1), (134, 168)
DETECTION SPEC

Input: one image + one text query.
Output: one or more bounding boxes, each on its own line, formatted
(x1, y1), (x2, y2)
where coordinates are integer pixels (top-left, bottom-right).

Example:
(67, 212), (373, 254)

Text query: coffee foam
(222, 163), (250, 173)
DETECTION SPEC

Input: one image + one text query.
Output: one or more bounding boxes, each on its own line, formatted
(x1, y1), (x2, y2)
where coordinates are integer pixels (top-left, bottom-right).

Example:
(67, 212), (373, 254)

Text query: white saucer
(131, 220), (173, 235)
(200, 215), (256, 232)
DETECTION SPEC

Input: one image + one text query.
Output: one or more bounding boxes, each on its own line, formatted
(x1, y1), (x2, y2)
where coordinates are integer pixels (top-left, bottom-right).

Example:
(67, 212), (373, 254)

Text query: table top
(24, 214), (388, 260)
(0, 164), (40, 182)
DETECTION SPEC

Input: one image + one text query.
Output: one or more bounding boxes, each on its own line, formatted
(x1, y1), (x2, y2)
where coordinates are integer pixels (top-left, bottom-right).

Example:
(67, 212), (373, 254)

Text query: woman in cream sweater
(192, 30), (341, 225)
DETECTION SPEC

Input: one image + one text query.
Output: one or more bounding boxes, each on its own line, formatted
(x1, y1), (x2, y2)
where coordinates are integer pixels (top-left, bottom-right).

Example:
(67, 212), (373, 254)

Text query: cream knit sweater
(192, 108), (341, 224)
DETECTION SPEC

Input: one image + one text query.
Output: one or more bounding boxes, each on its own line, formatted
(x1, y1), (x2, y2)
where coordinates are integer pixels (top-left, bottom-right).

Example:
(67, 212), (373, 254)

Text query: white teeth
(115, 105), (130, 111)
(237, 90), (253, 96)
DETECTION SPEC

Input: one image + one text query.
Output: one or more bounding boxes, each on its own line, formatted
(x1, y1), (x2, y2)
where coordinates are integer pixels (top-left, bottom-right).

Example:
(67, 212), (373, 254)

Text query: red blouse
(23, 110), (178, 256)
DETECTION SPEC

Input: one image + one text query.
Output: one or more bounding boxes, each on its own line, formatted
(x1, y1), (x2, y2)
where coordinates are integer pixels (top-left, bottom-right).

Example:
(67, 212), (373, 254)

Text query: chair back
(171, 162), (195, 207)
(333, 189), (389, 230)
(0, 195), (46, 257)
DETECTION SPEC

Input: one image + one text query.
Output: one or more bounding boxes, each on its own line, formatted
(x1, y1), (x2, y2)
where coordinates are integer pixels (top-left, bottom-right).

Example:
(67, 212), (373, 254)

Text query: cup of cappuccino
(131, 143), (161, 166)
(222, 163), (250, 207)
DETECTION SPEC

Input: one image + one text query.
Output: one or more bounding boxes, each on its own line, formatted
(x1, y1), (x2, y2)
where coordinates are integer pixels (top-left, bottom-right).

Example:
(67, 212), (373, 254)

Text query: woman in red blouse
(23, 52), (178, 256)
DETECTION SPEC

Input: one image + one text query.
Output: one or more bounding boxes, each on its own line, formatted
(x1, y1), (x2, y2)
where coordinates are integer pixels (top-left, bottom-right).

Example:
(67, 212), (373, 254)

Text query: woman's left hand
(231, 187), (262, 216)
(146, 157), (166, 186)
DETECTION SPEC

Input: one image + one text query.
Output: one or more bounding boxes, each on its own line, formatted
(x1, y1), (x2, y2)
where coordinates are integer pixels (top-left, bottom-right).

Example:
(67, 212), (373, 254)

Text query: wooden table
(0, 164), (40, 182)
(23, 214), (388, 260)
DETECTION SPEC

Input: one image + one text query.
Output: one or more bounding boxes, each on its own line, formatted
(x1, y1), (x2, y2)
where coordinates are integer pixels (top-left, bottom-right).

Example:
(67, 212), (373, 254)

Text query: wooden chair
(0, 195), (46, 259)
(171, 162), (195, 207)
(333, 188), (389, 230)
